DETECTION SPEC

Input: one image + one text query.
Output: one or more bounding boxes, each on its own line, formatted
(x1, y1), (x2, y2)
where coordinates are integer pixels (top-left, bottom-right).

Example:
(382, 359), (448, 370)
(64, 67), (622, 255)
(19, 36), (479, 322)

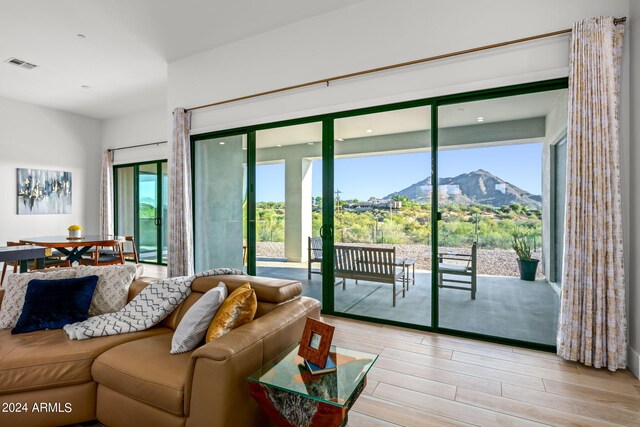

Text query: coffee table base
(248, 376), (366, 427)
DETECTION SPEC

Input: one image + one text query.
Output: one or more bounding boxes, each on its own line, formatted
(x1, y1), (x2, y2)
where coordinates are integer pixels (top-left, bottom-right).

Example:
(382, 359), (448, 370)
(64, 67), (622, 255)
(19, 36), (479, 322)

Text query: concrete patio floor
(256, 261), (560, 345)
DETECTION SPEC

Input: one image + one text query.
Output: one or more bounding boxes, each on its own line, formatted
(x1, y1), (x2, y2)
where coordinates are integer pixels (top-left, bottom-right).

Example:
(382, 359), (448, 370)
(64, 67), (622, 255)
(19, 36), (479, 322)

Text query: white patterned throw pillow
(76, 264), (137, 316)
(170, 283), (228, 354)
(0, 269), (78, 329)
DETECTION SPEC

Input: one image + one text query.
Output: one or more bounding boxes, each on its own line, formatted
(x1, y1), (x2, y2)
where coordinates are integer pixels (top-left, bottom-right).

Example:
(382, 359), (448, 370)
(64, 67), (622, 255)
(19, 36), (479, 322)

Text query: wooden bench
(307, 236), (323, 279)
(334, 245), (406, 307)
(438, 242), (477, 299)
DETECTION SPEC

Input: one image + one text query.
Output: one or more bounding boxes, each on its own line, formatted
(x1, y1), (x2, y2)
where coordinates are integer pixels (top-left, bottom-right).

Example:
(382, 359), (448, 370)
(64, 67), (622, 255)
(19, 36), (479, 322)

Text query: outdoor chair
(438, 242), (477, 299)
(308, 236), (323, 279)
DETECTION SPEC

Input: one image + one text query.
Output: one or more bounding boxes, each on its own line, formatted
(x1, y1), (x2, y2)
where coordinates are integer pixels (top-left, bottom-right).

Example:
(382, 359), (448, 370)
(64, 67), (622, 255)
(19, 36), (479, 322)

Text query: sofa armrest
(185, 296), (320, 427)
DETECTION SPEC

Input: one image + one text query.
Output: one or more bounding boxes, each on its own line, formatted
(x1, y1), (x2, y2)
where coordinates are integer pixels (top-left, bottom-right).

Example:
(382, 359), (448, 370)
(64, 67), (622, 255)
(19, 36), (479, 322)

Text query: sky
(255, 142), (543, 202)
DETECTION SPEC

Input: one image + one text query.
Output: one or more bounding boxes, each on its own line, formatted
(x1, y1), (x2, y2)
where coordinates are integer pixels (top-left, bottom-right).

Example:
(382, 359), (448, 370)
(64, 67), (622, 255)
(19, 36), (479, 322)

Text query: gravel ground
(256, 242), (545, 279)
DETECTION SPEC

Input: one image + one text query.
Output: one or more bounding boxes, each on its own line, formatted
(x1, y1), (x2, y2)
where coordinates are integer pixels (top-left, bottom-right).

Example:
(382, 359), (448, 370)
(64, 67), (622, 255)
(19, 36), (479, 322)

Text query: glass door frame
(113, 159), (167, 265)
(190, 77), (568, 352)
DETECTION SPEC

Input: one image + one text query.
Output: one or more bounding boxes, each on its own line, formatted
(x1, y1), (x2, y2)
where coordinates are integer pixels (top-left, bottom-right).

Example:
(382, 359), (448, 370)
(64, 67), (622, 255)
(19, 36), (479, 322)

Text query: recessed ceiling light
(80, 85), (90, 89)
(337, 138), (344, 142)
(366, 129), (373, 133)
(77, 34), (86, 39)
(476, 117), (485, 122)
(307, 142), (314, 145)
(276, 144), (282, 147)
(219, 141), (225, 145)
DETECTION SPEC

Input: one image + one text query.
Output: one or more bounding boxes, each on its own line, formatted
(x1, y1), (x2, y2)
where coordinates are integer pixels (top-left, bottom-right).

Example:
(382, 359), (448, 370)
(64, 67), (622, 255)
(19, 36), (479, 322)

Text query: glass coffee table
(247, 342), (377, 427)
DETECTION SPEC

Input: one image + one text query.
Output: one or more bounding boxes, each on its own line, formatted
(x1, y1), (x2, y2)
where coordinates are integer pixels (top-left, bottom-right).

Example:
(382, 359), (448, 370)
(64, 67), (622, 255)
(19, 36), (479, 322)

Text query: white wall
(101, 107), (168, 165)
(168, 0), (628, 133)
(626, 0), (639, 378)
(0, 96), (101, 241)
(165, 0), (637, 372)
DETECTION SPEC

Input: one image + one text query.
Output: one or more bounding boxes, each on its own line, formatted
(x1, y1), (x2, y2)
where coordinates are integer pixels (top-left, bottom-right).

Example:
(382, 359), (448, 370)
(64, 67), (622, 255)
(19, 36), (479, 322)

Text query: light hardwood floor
(140, 264), (639, 426)
(321, 316), (640, 427)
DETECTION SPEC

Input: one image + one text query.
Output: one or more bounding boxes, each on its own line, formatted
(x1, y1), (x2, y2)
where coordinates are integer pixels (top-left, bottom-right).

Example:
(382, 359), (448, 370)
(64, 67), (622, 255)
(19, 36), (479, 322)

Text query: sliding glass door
(193, 134), (248, 272)
(253, 122), (323, 303)
(114, 160), (168, 264)
(332, 107), (432, 326)
(436, 89), (567, 346)
(190, 78), (568, 350)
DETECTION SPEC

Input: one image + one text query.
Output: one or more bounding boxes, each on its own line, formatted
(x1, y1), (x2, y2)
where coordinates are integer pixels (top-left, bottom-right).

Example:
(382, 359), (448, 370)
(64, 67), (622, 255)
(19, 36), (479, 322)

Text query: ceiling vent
(4, 57), (38, 70)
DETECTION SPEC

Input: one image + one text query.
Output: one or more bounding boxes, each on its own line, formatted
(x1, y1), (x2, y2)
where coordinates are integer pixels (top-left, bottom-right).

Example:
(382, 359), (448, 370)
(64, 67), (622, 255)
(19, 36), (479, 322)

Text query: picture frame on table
(297, 317), (335, 368)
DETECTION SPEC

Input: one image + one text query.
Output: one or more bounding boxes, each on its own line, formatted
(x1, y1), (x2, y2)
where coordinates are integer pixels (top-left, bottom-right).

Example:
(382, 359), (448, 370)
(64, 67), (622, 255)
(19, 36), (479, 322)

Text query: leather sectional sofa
(0, 274), (320, 427)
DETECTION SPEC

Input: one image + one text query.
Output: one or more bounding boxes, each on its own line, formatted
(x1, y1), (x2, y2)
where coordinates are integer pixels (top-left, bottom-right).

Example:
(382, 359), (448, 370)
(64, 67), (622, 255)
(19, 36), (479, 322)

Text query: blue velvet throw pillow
(11, 275), (99, 334)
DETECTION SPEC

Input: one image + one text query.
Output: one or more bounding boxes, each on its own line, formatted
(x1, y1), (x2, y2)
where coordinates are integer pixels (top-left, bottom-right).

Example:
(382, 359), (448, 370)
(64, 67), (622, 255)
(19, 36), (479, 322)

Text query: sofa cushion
(92, 333), (192, 416)
(0, 327), (171, 394)
(171, 283), (227, 354)
(0, 269), (78, 329)
(76, 264), (137, 316)
(192, 275), (301, 304)
(205, 283), (257, 343)
(162, 275), (301, 330)
(12, 275), (98, 334)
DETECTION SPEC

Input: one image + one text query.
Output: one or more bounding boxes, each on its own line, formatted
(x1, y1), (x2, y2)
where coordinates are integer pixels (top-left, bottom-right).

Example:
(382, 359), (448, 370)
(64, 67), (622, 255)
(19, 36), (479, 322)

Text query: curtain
(557, 17), (626, 371)
(99, 150), (114, 237)
(168, 108), (194, 277)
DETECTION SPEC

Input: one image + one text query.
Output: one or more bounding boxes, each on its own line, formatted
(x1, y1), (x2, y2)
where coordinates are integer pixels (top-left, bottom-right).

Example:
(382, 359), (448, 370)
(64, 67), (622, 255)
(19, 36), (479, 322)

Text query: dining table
(19, 235), (126, 264)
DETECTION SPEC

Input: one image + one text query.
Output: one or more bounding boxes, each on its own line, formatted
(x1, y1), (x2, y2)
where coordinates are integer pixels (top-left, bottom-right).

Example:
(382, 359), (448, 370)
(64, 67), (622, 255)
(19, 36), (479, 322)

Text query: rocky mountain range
(385, 169), (542, 209)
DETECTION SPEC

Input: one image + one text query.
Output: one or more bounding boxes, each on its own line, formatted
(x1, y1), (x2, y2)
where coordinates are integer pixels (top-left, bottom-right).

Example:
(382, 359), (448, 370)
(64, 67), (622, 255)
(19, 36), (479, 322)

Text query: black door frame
(190, 77), (568, 352)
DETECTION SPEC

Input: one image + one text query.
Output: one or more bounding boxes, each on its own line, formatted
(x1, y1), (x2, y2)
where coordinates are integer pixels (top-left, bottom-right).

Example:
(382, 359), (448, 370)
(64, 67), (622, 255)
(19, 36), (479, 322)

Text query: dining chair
(98, 236), (139, 263)
(80, 240), (125, 266)
(1, 241), (22, 286)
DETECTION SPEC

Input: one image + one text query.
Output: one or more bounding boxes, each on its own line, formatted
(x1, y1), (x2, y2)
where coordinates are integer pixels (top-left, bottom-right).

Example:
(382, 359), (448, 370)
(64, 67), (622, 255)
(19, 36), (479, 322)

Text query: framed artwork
(298, 317), (335, 367)
(17, 168), (72, 215)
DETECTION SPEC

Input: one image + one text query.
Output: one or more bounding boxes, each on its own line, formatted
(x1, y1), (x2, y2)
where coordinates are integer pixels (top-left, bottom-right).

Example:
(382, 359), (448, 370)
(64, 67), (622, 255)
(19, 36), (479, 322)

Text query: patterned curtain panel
(168, 108), (195, 277)
(99, 150), (114, 236)
(557, 17), (626, 371)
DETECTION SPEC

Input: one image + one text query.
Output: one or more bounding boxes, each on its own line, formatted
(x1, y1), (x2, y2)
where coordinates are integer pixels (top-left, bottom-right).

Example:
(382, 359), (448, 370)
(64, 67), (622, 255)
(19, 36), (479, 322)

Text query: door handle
(154, 218), (162, 227)
(320, 225), (333, 239)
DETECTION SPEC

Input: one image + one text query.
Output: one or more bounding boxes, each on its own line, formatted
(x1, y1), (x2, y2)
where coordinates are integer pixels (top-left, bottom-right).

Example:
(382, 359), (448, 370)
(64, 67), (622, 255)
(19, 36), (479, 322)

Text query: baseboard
(628, 345), (640, 379)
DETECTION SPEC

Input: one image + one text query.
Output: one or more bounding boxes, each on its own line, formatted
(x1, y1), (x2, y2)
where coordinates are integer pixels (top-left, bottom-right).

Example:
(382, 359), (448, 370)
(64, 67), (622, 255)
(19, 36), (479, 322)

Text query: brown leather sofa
(0, 274), (320, 427)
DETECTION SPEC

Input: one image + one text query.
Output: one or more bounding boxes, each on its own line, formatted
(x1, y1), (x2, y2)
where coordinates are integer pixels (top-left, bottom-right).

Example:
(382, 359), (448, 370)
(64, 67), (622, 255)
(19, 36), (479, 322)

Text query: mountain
(384, 169), (542, 209)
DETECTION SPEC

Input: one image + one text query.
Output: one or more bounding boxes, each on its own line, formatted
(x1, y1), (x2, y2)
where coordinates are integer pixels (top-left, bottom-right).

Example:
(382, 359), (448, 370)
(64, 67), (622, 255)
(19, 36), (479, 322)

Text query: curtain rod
(108, 141), (167, 152)
(187, 17), (626, 113)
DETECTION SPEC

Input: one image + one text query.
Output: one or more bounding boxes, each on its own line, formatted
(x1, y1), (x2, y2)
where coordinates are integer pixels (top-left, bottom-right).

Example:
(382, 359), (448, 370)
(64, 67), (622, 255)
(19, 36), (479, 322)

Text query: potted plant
(511, 231), (539, 281)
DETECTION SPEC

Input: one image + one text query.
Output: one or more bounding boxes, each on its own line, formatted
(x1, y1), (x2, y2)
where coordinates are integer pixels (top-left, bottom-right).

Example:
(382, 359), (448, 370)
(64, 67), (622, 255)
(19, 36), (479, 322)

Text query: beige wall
(625, 0), (639, 377)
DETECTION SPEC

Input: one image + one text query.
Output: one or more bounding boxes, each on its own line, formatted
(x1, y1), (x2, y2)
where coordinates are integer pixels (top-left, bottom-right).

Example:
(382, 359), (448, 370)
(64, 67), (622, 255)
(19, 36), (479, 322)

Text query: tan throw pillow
(205, 283), (257, 343)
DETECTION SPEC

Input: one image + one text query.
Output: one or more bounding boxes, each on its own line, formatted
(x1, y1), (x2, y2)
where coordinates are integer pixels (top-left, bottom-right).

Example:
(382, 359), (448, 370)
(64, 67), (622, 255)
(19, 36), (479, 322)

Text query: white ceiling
(0, 0), (362, 119)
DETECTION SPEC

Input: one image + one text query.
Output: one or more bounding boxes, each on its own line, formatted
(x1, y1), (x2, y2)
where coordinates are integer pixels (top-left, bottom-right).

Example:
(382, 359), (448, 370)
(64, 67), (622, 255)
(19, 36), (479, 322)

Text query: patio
(256, 261), (559, 346)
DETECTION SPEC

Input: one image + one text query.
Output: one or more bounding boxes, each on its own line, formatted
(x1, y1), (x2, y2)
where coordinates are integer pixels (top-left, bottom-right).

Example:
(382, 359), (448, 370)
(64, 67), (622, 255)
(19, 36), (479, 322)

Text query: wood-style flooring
(140, 264), (639, 426)
(320, 316), (640, 427)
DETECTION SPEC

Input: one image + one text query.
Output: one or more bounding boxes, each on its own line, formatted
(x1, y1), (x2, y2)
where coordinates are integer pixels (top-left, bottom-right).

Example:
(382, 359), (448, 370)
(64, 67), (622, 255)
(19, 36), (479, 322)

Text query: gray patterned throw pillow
(171, 283), (227, 354)
(76, 264), (137, 316)
(0, 269), (78, 329)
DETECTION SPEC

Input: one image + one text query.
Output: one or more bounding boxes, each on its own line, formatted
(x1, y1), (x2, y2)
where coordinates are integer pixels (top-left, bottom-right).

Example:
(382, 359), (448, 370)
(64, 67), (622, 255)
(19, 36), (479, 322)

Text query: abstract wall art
(17, 168), (72, 215)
